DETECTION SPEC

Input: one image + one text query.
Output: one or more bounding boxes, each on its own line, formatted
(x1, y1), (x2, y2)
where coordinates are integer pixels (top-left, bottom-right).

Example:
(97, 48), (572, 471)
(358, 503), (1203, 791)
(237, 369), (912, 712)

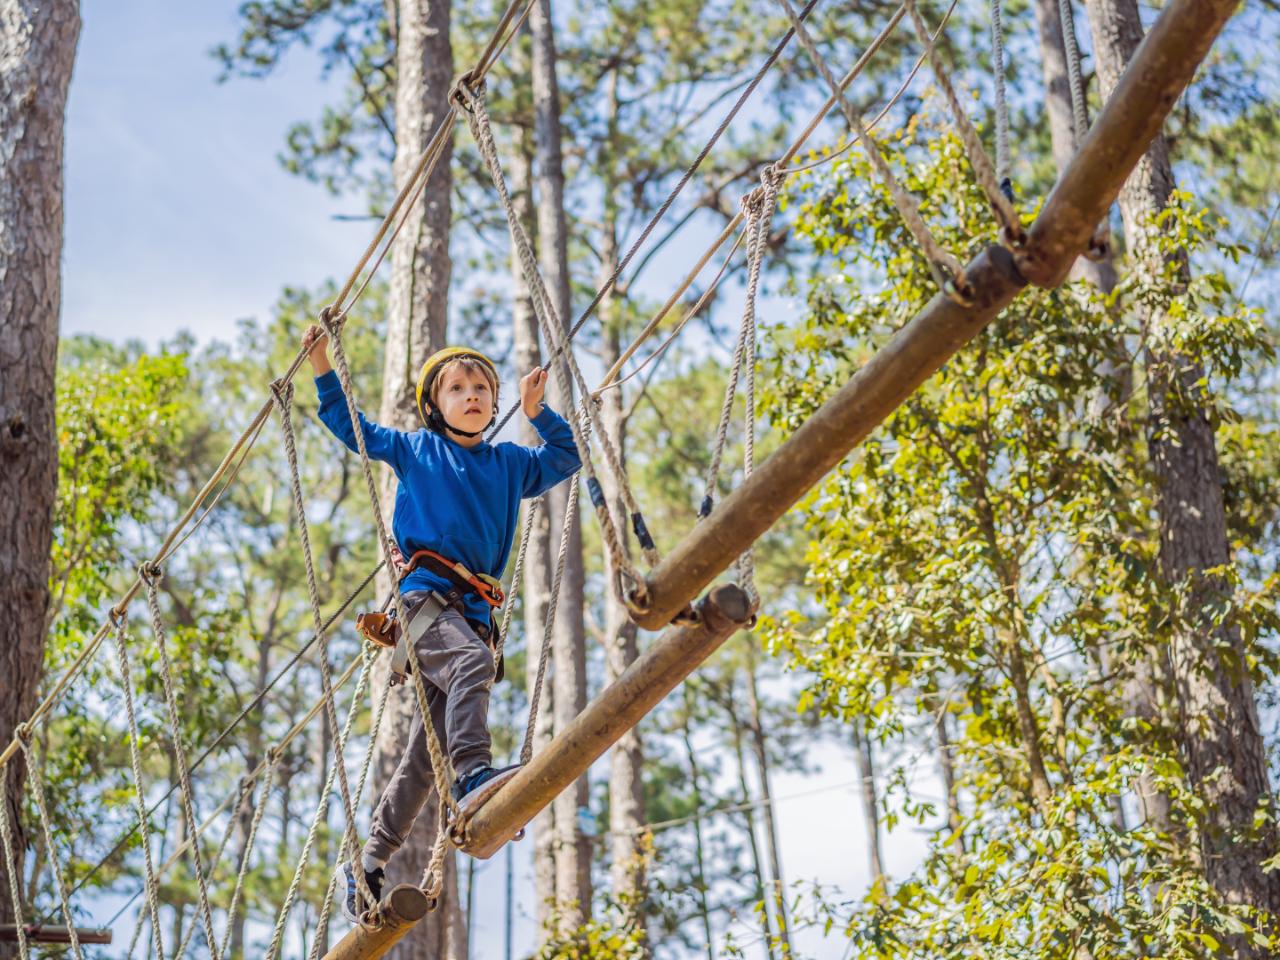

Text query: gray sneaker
(335, 860), (384, 924)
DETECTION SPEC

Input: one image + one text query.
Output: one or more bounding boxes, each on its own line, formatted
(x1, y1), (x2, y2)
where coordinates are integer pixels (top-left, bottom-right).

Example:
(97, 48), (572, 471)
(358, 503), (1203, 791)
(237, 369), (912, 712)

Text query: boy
(300, 324), (581, 922)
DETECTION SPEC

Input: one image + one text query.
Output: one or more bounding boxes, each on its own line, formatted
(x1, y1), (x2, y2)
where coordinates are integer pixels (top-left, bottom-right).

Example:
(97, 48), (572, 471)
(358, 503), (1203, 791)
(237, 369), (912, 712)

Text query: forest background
(7, 0), (1280, 959)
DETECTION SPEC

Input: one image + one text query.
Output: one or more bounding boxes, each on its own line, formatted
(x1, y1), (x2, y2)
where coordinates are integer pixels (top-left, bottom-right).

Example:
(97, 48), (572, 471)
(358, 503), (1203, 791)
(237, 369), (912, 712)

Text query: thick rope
(0, 773), (31, 960)
(736, 183), (772, 602)
(313, 312), (460, 902)
(989, 0), (1011, 193)
(1059, 0), (1089, 144)
(774, 0), (971, 300)
(310, 661), (394, 958)
(271, 380), (377, 916)
(460, 83), (652, 598)
(264, 639), (380, 960)
(520, 479), (581, 765)
(141, 567), (222, 960)
(14, 734), (84, 960)
(900, 0), (1025, 245)
(109, 610), (167, 960)
(219, 749), (281, 960)
(494, 497), (541, 672)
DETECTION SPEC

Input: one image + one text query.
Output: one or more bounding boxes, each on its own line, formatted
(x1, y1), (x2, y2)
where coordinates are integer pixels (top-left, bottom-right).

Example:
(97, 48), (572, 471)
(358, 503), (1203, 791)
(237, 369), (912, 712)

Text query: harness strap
(401, 549), (505, 608)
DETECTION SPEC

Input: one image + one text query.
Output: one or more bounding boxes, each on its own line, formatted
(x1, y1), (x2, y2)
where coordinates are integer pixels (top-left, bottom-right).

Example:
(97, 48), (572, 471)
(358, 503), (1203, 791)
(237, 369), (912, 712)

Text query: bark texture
(531, 0), (592, 931)
(0, 1), (79, 951)
(1086, 0), (1280, 932)
(371, 1), (464, 955)
(851, 718), (882, 881)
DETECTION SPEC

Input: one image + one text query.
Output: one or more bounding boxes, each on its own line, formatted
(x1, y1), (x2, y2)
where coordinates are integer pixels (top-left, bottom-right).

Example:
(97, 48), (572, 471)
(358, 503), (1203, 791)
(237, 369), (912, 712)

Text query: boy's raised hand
(520, 365), (548, 419)
(301, 323), (333, 376)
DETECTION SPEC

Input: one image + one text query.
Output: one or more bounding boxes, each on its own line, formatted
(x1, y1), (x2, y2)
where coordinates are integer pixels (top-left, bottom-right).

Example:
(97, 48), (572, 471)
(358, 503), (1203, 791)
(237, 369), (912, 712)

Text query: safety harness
(357, 549), (506, 684)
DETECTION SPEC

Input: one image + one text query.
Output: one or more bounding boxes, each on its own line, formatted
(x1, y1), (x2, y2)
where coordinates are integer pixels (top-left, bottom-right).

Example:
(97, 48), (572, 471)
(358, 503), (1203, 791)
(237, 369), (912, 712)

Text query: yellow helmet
(415, 347), (499, 434)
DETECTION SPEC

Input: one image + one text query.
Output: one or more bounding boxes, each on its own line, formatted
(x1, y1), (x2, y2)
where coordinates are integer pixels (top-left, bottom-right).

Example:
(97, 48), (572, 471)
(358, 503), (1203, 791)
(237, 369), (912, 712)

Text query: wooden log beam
(0, 925), (112, 945)
(456, 584), (754, 860)
(626, 0), (1237, 631)
(319, 885), (431, 960)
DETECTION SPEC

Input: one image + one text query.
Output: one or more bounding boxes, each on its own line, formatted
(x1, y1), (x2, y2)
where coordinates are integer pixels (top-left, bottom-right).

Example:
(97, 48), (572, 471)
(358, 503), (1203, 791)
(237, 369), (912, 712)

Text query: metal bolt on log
(320, 885), (431, 960)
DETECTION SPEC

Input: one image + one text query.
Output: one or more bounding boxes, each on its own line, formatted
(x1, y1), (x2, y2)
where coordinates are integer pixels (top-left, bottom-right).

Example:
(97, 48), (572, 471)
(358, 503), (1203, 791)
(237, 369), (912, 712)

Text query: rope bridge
(0, 0), (1233, 957)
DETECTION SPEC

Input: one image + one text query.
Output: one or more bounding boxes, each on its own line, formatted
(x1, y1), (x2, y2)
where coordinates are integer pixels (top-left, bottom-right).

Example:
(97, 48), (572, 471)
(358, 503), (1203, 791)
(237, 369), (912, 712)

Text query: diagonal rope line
(218, 749), (281, 960)
(494, 497), (541, 672)
(486, 0), (823, 442)
(109, 610), (166, 960)
(775, 0), (972, 301)
(989, 0), (1011, 191)
(0, 774), (31, 960)
(900, 0), (1025, 244)
(141, 567), (222, 960)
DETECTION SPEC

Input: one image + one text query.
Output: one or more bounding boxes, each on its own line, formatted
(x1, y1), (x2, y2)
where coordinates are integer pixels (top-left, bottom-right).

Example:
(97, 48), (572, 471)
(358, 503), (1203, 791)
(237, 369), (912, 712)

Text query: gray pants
(364, 593), (495, 863)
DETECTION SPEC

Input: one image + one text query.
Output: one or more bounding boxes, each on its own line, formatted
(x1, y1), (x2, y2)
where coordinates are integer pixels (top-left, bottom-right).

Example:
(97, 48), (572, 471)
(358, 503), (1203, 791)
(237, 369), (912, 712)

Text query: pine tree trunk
(935, 712), (964, 854)
(1031, 0), (1117, 291)
(371, 1), (465, 955)
(508, 26), (560, 943)
(531, 0), (592, 931)
(1086, 0), (1280, 933)
(744, 656), (790, 956)
(0, 2), (79, 952)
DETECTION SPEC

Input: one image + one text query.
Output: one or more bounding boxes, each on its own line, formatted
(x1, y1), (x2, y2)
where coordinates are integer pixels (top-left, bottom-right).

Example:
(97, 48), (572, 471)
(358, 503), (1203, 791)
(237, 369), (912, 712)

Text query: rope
(14, 734), (84, 960)
(1059, 0), (1089, 144)
(774, 0), (972, 302)
(219, 749), (281, 960)
(486, 0), (823, 442)
(313, 310), (460, 904)
(494, 497), (541, 672)
(271, 380), (376, 918)
(899, 0), (1025, 245)
(141, 566), (223, 960)
(989, 0), (1011, 195)
(520, 479), (581, 766)
(460, 83), (652, 601)
(0, 775), (30, 960)
(109, 610), (166, 960)
(264, 640), (380, 960)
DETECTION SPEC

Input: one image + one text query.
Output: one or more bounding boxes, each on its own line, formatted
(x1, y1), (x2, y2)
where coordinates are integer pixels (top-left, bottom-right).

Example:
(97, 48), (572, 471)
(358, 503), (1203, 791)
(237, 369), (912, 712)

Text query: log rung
(0, 925), (114, 945)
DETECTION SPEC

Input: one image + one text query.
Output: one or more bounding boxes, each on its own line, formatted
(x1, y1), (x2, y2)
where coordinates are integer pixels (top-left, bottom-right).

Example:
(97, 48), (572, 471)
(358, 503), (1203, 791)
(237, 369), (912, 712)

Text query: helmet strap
(428, 404), (496, 440)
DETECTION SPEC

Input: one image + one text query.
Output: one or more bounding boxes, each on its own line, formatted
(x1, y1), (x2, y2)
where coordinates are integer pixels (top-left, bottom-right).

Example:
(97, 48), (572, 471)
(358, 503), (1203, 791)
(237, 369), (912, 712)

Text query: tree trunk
(935, 711), (964, 854)
(1086, 0), (1280, 933)
(681, 690), (714, 960)
(508, 28), (560, 944)
(1031, 0), (1117, 291)
(372, 1), (465, 955)
(744, 656), (790, 957)
(596, 65), (647, 932)
(728, 703), (775, 960)
(0, 2), (79, 952)
(531, 0), (592, 931)
(850, 718), (882, 881)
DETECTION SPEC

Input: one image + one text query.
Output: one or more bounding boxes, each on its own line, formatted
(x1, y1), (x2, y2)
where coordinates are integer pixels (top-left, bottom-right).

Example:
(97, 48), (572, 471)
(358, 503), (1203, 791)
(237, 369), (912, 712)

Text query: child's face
(436, 364), (495, 435)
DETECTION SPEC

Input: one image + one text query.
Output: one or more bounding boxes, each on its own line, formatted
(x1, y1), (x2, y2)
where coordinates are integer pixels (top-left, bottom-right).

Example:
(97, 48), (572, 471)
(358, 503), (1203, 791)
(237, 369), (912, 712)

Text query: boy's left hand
(520, 366), (548, 419)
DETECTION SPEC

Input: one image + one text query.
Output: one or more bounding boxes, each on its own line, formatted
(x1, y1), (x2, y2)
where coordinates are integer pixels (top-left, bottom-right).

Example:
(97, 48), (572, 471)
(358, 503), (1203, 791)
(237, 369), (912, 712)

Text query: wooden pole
(0, 926), (112, 944)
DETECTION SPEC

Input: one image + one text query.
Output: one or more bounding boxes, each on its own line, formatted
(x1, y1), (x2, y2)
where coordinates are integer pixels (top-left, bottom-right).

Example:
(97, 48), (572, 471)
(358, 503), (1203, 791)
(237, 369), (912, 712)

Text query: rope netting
(0, 0), (1030, 949)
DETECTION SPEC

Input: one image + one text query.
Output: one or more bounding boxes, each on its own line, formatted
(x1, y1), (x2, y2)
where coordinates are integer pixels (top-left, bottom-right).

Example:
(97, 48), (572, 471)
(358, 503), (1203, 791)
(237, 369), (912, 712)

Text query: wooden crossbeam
(0, 925), (113, 945)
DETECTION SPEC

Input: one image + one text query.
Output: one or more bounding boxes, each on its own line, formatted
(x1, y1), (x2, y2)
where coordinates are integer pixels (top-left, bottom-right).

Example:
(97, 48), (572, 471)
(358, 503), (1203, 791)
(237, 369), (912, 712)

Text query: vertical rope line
(264, 641), (379, 960)
(312, 312), (460, 894)
(309, 655), (394, 958)
(461, 84), (656, 588)
(219, 750), (282, 960)
(898, 0), (1024, 242)
(271, 380), (375, 914)
(173, 776), (256, 960)
(494, 497), (540, 672)
(989, 0), (1011, 187)
(774, 0), (971, 296)
(140, 570), (222, 960)
(0, 772), (31, 960)
(520, 479), (581, 765)
(1059, 0), (1089, 143)
(110, 610), (167, 960)
(14, 737), (84, 960)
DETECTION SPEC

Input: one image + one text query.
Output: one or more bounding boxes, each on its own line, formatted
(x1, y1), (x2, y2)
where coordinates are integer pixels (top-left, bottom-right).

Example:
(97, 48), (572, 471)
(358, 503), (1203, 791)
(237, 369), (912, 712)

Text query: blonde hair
(429, 356), (499, 407)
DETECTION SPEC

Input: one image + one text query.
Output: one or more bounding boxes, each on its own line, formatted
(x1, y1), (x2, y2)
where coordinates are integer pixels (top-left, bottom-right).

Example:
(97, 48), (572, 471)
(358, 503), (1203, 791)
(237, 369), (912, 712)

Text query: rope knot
(138, 563), (163, 587)
(108, 605), (127, 631)
(450, 72), (486, 111)
(317, 306), (344, 341)
(759, 163), (784, 189)
(269, 378), (294, 409)
(14, 721), (33, 744)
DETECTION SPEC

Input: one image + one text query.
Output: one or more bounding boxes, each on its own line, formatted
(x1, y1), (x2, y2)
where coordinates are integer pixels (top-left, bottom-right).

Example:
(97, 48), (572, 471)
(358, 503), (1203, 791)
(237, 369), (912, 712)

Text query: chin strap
(429, 405), (496, 439)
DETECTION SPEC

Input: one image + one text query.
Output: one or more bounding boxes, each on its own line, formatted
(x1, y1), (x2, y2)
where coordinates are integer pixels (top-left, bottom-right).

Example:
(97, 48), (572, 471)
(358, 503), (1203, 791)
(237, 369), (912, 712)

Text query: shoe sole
(334, 861), (362, 925)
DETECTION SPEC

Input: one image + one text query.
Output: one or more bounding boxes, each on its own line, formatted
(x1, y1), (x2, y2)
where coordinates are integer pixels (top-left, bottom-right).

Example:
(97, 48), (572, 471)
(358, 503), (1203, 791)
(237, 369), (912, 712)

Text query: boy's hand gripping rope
(774, 0), (974, 305)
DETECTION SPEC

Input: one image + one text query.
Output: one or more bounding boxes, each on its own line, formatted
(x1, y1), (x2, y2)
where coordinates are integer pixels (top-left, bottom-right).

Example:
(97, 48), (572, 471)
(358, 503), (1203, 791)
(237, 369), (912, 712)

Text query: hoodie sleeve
(315, 370), (411, 477)
(518, 404), (582, 497)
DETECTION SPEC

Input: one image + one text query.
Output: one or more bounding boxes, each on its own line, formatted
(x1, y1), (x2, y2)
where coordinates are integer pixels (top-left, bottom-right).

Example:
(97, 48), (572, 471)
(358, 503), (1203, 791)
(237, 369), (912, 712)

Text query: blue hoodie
(314, 370), (581, 623)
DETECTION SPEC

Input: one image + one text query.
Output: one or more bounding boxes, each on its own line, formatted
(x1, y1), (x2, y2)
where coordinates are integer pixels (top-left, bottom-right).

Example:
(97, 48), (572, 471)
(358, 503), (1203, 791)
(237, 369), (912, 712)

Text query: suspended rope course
(0, 0), (1225, 954)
